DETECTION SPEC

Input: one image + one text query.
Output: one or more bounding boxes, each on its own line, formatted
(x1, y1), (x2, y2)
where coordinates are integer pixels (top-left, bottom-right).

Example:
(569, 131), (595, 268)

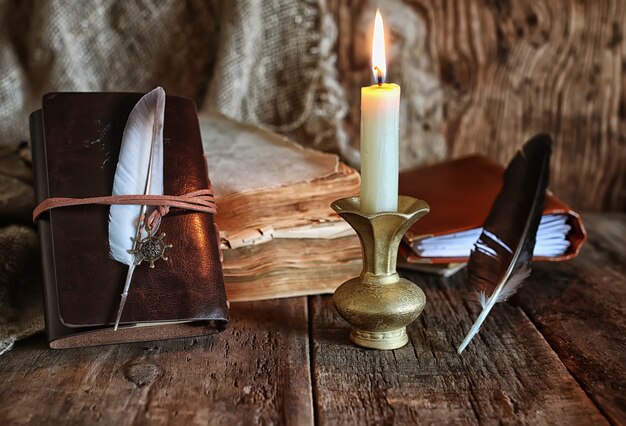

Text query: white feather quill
(109, 87), (165, 330)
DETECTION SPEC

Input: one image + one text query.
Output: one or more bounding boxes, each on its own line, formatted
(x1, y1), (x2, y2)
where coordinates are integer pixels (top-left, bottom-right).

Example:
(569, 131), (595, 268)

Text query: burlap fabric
(0, 0), (362, 353)
(0, 144), (42, 355)
(0, 0), (356, 160)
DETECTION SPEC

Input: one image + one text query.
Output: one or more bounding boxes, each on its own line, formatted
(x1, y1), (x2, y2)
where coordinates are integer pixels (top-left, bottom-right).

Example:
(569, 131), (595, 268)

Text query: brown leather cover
(399, 155), (587, 264)
(30, 92), (229, 348)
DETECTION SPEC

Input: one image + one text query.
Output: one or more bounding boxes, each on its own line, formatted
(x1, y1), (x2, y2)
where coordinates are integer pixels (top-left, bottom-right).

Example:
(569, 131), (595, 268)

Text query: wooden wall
(330, 0), (626, 211)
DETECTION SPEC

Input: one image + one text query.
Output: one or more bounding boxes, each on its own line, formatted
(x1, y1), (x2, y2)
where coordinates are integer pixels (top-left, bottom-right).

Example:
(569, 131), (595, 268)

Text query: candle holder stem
(331, 196), (430, 350)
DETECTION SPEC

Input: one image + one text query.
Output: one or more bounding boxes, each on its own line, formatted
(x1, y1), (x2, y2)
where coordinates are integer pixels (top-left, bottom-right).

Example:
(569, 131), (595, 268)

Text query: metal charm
(129, 232), (173, 268)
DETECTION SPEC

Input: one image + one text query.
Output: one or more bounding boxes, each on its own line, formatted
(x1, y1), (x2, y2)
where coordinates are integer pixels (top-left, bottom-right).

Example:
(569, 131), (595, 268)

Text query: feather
(108, 87), (165, 329)
(457, 134), (552, 354)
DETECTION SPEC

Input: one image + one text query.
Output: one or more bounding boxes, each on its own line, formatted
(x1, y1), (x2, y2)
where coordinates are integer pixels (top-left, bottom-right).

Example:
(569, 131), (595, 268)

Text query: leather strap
(33, 188), (216, 223)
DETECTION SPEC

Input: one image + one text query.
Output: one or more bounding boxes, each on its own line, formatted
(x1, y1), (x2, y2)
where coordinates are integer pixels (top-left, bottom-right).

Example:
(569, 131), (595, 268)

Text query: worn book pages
(200, 112), (360, 248)
(415, 214), (571, 258)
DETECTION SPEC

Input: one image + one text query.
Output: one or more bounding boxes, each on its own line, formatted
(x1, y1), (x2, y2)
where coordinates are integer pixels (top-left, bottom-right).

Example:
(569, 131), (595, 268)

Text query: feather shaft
(113, 263), (136, 331)
(458, 266), (530, 354)
(458, 294), (496, 354)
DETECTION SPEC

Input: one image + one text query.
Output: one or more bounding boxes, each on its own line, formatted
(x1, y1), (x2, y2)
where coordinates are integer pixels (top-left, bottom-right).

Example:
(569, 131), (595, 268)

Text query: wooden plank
(310, 276), (607, 424)
(514, 213), (626, 425)
(329, 0), (626, 210)
(0, 298), (314, 425)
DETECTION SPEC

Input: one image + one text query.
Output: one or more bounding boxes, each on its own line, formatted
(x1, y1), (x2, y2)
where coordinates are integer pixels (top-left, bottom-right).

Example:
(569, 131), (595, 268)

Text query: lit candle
(360, 9), (400, 213)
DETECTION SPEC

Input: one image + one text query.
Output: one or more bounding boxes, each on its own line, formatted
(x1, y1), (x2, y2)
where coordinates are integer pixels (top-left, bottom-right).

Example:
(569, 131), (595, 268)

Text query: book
(201, 112), (360, 249)
(31, 93), (229, 349)
(399, 155), (587, 264)
(199, 112), (362, 301)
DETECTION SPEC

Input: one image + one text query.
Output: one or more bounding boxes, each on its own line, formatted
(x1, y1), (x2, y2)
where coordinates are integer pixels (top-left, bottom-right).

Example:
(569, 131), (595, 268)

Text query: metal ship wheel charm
(129, 232), (173, 268)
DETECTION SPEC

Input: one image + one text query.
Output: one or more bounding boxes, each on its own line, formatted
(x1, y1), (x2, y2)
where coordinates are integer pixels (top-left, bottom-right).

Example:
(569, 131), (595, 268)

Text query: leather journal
(31, 92), (229, 349)
(399, 155), (587, 264)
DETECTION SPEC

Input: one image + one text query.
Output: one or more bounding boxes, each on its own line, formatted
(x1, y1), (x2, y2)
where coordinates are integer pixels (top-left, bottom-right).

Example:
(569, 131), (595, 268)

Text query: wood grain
(330, 0), (626, 211)
(1, 216), (624, 425)
(310, 278), (606, 425)
(514, 213), (626, 425)
(0, 298), (314, 425)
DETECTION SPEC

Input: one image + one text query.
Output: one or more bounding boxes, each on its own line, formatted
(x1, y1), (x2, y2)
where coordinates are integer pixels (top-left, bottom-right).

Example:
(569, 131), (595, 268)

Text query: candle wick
(374, 65), (384, 86)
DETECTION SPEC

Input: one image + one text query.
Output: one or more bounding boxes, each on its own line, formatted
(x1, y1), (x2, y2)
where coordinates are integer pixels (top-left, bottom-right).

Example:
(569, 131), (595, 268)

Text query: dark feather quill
(457, 134), (552, 354)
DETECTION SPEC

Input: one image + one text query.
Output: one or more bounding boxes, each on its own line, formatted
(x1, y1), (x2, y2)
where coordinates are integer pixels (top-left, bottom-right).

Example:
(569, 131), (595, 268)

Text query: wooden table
(0, 214), (624, 425)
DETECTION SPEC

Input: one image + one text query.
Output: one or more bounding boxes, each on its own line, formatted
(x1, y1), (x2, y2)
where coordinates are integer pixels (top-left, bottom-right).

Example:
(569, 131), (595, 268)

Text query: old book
(31, 93), (229, 349)
(399, 155), (587, 264)
(200, 112), (359, 249)
(199, 112), (362, 300)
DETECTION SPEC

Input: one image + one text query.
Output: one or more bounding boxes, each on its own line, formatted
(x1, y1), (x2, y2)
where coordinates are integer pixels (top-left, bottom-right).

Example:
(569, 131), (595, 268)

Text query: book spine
(30, 110), (67, 345)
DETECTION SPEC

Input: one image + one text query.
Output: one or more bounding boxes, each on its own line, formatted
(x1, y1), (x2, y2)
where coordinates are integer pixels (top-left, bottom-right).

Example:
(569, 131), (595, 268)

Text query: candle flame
(372, 9), (386, 85)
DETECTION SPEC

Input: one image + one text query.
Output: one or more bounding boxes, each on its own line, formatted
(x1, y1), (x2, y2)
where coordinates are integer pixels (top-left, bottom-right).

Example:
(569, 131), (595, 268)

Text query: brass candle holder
(331, 196), (430, 350)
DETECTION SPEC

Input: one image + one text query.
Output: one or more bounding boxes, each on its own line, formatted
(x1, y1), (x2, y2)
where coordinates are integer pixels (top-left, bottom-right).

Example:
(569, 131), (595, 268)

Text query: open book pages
(199, 112), (360, 249)
(414, 214), (571, 258)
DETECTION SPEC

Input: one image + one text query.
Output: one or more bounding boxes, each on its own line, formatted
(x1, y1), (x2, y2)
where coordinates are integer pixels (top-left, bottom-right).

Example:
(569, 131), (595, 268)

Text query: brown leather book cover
(399, 155), (587, 264)
(31, 92), (229, 348)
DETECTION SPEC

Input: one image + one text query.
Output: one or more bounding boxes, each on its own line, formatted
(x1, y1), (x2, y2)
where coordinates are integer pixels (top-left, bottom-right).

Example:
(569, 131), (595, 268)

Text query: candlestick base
(331, 196), (430, 350)
(350, 327), (407, 350)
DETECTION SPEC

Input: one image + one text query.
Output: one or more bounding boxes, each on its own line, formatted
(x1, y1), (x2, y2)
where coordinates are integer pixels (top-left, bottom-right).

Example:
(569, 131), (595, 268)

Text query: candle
(360, 9), (400, 213)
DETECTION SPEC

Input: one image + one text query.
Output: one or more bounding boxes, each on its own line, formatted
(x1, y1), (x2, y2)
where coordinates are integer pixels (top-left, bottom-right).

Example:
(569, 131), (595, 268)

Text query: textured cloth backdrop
(0, 0), (364, 162)
(0, 144), (42, 354)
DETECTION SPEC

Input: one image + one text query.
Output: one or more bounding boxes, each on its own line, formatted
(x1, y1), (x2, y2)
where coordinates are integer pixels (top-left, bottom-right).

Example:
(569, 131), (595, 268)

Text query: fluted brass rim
(331, 196), (430, 221)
